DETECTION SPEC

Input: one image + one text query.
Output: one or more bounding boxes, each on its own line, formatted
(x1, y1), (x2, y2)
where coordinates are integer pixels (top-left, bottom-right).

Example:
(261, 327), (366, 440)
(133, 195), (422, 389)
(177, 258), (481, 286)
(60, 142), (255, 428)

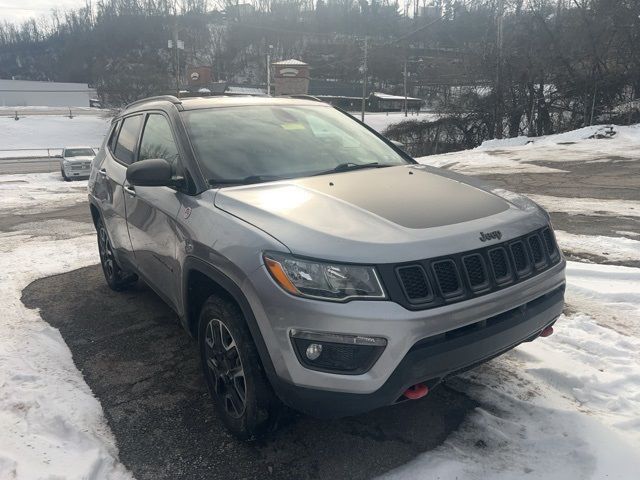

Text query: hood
(214, 165), (549, 263)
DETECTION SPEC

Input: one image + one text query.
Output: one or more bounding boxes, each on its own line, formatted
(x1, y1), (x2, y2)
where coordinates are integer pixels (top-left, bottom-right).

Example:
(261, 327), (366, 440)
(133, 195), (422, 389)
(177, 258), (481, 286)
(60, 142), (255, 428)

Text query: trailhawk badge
(479, 230), (502, 242)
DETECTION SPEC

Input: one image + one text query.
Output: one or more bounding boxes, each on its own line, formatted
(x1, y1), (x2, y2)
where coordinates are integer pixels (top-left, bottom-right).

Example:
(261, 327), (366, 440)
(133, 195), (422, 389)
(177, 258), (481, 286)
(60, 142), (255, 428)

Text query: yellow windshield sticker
(281, 122), (305, 130)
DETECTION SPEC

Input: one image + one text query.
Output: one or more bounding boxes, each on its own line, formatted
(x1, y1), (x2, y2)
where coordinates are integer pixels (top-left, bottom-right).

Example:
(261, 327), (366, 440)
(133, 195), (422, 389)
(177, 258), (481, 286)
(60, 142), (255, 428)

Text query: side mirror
(390, 140), (405, 149)
(126, 158), (174, 187)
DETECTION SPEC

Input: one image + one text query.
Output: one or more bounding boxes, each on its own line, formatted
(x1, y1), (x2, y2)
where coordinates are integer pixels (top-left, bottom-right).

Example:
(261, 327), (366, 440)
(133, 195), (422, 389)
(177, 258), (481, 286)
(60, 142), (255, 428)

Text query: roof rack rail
(287, 94), (324, 102)
(125, 95), (182, 109)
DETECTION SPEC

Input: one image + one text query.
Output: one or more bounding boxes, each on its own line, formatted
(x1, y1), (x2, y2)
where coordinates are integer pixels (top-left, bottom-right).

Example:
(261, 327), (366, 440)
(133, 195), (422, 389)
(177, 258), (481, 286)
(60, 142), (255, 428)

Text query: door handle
(123, 185), (136, 196)
(97, 168), (107, 176)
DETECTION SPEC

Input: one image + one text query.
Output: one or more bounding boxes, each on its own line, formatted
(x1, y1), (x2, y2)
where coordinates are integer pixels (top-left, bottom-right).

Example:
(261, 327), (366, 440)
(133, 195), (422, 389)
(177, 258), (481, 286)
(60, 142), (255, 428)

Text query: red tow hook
(540, 326), (554, 338)
(404, 383), (429, 400)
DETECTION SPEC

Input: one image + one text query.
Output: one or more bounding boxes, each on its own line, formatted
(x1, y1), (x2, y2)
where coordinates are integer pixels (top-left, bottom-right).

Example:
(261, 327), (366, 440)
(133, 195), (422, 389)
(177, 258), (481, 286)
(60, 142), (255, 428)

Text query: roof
(272, 59), (308, 66)
(372, 92), (423, 102)
(0, 78), (94, 91)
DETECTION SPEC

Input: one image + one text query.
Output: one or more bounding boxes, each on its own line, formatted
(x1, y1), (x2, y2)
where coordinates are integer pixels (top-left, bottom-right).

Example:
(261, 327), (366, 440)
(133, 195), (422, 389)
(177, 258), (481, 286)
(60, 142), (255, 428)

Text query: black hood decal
(292, 166), (509, 229)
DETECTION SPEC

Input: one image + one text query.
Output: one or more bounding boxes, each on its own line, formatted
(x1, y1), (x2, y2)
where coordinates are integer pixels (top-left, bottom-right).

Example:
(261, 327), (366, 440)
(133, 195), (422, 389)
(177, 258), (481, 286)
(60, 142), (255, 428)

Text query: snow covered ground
(0, 114), (110, 158)
(0, 175), (131, 479)
(0, 172), (89, 213)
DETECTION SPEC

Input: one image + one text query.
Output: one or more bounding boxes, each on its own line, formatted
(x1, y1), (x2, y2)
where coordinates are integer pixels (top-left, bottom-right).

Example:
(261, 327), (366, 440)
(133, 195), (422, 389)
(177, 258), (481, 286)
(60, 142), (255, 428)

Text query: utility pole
(169, 20), (185, 98)
(361, 36), (368, 122)
(174, 21), (180, 97)
(266, 45), (272, 96)
(403, 57), (408, 117)
(495, 0), (504, 139)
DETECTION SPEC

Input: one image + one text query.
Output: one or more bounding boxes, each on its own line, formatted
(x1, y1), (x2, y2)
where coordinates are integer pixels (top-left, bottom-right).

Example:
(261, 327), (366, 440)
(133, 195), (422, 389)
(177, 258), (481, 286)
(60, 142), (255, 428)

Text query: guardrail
(0, 148), (100, 171)
(0, 107), (114, 119)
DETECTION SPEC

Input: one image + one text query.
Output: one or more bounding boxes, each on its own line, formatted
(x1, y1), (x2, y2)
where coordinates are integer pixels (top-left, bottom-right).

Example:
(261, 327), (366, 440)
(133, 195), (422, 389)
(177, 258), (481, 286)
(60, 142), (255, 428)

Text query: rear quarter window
(108, 121), (120, 152)
(113, 115), (143, 165)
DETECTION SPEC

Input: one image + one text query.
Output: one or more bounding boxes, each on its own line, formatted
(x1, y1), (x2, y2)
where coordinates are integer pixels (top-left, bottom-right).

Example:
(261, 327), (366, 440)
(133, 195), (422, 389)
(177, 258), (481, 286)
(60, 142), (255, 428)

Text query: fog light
(305, 343), (323, 360)
(290, 329), (386, 375)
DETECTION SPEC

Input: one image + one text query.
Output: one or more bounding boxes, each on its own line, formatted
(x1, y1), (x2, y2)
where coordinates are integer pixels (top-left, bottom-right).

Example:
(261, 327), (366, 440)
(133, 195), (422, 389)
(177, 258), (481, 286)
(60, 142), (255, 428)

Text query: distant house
(0, 79), (96, 107)
(308, 80), (424, 112)
(368, 92), (424, 112)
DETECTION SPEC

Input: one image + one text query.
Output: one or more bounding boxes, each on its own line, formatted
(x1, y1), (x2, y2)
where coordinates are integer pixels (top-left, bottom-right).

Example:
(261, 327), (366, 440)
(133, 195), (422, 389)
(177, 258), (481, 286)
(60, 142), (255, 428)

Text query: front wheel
(198, 295), (281, 440)
(96, 216), (137, 291)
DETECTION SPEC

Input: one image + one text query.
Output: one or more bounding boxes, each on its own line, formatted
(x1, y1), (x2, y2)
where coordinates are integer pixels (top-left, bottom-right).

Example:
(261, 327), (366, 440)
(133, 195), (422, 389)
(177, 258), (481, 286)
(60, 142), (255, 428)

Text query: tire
(61, 168), (70, 181)
(96, 216), (137, 291)
(198, 295), (281, 440)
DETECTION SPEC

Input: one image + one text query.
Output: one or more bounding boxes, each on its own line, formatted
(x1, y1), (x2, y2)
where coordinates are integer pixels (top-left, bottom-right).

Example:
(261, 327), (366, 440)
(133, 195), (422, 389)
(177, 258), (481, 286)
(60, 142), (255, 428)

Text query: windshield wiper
(311, 162), (389, 177)
(208, 175), (284, 187)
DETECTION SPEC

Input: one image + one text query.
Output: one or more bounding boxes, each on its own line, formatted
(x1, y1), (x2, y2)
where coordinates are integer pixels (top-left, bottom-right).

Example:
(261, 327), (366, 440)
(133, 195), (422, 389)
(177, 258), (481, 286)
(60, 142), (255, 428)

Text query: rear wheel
(198, 295), (281, 440)
(96, 216), (137, 291)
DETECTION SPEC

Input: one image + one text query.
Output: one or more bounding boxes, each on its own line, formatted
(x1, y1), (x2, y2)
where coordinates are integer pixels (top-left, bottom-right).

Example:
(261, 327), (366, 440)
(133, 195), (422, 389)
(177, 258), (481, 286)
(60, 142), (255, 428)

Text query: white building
(0, 79), (96, 107)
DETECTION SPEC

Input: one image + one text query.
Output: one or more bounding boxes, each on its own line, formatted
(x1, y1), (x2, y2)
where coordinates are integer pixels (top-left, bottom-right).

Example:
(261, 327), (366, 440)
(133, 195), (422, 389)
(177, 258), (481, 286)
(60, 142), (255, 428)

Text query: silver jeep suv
(88, 95), (565, 439)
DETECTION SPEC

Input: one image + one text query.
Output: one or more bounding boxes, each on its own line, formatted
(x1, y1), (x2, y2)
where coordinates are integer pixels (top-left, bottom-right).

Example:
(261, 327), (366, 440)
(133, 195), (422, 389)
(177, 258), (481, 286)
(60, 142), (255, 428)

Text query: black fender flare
(181, 256), (279, 386)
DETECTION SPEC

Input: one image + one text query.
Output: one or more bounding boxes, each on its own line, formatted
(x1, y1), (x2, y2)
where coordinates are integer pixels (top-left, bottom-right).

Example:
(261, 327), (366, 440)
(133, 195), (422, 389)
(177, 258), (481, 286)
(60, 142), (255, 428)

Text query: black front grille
(397, 265), (431, 303)
(432, 260), (463, 298)
(510, 241), (531, 276)
(463, 254), (489, 291)
(384, 226), (561, 311)
(528, 234), (546, 268)
(542, 228), (559, 260)
(488, 247), (511, 284)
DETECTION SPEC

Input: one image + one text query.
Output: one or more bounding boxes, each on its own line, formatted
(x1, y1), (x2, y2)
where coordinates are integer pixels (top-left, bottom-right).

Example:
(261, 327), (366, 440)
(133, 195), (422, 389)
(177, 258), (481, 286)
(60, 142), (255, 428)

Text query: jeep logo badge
(479, 230), (502, 242)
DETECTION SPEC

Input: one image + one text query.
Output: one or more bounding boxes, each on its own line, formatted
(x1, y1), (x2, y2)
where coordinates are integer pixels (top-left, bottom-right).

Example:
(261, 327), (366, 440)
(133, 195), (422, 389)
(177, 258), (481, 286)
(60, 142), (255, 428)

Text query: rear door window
(113, 115), (143, 165)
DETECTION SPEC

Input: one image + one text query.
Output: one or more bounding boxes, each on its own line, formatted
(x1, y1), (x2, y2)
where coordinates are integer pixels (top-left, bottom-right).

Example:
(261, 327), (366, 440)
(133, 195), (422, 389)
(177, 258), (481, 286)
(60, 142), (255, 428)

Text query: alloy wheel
(204, 319), (247, 418)
(98, 224), (115, 279)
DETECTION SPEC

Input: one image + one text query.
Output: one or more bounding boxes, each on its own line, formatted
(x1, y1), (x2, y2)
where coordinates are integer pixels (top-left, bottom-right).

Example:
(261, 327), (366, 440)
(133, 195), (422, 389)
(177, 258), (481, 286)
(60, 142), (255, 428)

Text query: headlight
(263, 252), (385, 301)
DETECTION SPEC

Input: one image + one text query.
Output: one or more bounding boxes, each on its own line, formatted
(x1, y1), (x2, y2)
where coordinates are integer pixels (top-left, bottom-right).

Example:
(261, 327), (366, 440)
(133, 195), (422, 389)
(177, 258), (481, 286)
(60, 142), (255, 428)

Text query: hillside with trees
(1, 0), (638, 150)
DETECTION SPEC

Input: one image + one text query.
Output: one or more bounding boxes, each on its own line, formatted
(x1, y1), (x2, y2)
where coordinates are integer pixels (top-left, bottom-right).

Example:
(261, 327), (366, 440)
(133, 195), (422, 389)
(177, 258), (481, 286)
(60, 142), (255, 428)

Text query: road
(0, 156), (59, 175)
(6, 155), (639, 480)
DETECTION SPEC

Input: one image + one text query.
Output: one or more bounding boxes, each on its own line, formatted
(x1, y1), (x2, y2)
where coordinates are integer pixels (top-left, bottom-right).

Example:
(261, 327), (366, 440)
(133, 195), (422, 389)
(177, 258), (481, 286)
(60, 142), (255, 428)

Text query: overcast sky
(0, 1), (87, 24)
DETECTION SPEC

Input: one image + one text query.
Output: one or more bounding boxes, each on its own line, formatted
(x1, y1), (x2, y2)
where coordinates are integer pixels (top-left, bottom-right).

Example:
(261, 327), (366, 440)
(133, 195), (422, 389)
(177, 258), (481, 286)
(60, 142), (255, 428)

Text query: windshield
(181, 105), (410, 184)
(64, 148), (95, 157)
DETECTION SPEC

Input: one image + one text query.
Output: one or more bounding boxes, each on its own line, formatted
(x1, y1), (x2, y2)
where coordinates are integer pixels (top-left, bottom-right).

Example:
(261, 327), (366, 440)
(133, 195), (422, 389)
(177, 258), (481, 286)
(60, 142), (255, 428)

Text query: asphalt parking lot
(6, 154), (639, 479)
(21, 266), (474, 480)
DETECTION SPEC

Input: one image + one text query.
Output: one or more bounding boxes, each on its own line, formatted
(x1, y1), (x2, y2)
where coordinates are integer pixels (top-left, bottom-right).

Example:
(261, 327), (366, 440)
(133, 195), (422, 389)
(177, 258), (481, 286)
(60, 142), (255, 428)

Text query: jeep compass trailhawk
(88, 95), (565, 439)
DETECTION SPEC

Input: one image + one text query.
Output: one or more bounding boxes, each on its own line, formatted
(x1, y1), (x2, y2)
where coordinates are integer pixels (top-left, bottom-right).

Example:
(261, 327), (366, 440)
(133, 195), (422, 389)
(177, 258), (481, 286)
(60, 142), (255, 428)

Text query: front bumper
(246, 258), (565, 409)
(62, 164), (91, 178)
(271, 283), (564, 418)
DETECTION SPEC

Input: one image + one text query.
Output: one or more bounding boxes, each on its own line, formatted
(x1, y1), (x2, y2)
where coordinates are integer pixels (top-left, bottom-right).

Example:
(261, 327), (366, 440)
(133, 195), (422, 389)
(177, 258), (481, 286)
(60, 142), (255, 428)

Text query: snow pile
(477, 124), (620, 150)
(555, 230), (640, 262)
(525, 194), (640, 219)
(422, 151), (567, 175)
(417, 123), (640, 175)
(0, 114), (110, 157)
(566, 262), (640, 334)
(382, 262), (640, 480)
(0, 174), (131, 479)
(0, 172), (88, 213)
